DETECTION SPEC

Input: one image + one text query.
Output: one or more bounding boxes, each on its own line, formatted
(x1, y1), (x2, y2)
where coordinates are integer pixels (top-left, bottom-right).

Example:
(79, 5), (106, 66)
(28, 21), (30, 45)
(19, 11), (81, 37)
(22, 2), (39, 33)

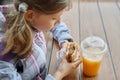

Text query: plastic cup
(81, 36), (107, 77)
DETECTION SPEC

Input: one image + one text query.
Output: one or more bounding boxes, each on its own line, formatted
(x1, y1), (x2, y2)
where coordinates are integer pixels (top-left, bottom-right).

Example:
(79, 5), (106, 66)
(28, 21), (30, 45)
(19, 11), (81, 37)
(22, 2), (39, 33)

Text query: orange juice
(83, 57), (101, 76)
(82, 47), (102, 76)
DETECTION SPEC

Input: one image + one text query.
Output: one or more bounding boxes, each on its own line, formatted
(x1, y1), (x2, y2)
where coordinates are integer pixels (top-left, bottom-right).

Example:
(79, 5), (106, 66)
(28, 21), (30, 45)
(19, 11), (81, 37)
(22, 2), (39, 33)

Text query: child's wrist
(61, 39), (74, 48)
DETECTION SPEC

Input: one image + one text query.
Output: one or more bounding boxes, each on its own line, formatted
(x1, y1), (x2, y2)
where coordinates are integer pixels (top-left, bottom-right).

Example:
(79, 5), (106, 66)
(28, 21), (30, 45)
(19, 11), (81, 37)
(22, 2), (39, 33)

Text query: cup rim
(81, 36), (107, 55)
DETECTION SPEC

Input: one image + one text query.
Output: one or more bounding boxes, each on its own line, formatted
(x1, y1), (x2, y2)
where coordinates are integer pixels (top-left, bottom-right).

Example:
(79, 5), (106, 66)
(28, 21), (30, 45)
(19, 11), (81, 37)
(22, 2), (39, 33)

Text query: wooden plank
(99, 2), (120, 79)
(80, 2), (115, 80)
(44, 32), (53, 72)
(117, 0), (120, 2)
(48, 0), (80, 80)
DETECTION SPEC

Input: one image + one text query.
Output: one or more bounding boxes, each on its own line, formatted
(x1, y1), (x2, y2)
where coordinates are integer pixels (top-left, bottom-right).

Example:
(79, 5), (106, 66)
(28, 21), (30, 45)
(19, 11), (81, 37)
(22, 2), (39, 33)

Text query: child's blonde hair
(2, 0), (70, 58)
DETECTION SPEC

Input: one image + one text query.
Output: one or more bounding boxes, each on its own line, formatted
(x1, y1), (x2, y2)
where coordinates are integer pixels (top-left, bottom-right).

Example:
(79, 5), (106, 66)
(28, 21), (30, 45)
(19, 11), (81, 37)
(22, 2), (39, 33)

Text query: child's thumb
(72, 58), (82, 69)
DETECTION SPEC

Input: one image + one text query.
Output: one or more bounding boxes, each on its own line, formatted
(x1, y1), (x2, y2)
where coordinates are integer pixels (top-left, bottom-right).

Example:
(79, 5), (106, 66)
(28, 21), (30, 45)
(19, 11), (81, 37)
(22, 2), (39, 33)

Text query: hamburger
(66, 42), (79, 62)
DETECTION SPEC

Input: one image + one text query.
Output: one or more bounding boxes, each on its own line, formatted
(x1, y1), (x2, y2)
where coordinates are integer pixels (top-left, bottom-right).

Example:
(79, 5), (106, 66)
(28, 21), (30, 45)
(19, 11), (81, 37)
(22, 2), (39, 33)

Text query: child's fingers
(78, 46), (80, 51)
(72, 58), (82, 69)
(76, 51), (82, 60)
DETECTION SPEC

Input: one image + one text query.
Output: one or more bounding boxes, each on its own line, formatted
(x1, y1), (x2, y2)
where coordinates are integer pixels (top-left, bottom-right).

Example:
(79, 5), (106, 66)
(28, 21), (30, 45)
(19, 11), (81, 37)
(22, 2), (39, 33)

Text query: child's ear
(24, 10), (35, 22)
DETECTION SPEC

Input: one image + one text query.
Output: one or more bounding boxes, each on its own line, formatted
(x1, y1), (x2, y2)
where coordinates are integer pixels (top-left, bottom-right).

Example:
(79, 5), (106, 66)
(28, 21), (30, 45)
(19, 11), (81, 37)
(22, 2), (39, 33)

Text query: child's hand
(54, 51), (82, 80)
(61, 42), (68, 48)
(56, 42), (81, 61)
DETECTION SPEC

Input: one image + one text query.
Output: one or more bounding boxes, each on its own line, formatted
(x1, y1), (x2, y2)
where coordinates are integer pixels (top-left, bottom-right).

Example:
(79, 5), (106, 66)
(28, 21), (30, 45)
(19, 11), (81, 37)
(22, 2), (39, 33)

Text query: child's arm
(53, 53), (82, 80)
(45, 53), (82, 80)
(0, 61), (22, 80)
(50, 22), (73, 47)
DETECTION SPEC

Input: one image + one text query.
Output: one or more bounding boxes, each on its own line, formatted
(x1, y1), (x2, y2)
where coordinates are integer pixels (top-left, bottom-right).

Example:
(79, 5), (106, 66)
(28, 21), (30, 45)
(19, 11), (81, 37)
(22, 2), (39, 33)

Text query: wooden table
(46, 0), (120, 80)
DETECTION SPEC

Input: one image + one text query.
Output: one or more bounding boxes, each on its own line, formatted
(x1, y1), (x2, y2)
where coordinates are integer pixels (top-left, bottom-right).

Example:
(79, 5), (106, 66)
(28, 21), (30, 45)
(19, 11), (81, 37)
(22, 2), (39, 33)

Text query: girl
(0, 0), (82, 80)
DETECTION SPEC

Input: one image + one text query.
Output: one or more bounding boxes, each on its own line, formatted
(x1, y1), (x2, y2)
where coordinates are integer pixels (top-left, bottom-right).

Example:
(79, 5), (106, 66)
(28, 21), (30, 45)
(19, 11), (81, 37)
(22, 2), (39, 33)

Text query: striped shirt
(0, 22), (73, 80)
(0, 32), (55, 80)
